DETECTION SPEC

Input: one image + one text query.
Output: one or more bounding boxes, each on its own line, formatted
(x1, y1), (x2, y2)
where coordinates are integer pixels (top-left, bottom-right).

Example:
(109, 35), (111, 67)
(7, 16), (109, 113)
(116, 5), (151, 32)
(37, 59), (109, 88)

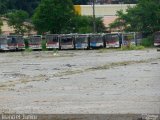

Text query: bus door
(135, 32), (142, 45)
(17, 36), (25, 50)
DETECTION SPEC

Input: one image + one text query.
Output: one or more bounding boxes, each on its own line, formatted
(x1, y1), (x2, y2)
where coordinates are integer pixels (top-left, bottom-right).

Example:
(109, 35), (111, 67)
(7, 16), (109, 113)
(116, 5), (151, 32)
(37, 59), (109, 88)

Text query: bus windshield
(61, 37), (73, 44)
(106, 34), (119, 42)
(7, 37), (17, 44)
(46, 35), (58, 43)
(30, 36), (41, 44)
(0, 37), (7, 44)
(16, 36), (24, 44)
(155, 34), (160, 41)
(76, 36), (88, 43)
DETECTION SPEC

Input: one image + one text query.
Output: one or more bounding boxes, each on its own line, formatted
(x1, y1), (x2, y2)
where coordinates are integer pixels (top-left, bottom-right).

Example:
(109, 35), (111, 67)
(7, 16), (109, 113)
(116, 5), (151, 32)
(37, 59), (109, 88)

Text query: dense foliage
(32, 0), (105, 34)
(32, 0), (75, 34)
(70, 15), (106, 33)
(6, 10), (29, 34)
(110, 0), (160, 35)
(0, 0), (89, 15)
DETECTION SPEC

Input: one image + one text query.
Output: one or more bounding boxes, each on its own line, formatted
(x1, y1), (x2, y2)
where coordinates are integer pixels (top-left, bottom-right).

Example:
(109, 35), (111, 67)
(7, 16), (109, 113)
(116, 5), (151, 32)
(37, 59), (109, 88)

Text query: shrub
(24, 38), (29, 49)
(41, 39), (47, 51)
(25, 48), (32, 52)
(141, 36), (154, 47)
(121, 45), (145, 50)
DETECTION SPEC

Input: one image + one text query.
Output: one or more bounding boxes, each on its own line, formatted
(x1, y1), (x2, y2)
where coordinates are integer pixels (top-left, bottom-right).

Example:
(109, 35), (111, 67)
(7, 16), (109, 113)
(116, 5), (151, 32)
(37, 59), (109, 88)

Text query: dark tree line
(0, 0), (40, 15)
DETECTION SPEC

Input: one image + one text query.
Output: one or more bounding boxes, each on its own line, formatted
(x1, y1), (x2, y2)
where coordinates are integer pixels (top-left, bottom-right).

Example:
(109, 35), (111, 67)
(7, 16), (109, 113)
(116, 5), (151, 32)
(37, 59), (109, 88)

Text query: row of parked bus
(0, 32), (159, 51)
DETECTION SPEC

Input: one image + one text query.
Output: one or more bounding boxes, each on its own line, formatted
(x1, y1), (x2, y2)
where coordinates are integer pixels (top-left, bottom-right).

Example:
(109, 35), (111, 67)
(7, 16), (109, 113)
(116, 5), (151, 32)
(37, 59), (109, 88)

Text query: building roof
(1, 17), (36, 35)
(102, 16), (117, 27)
(1, 18), (15, 35)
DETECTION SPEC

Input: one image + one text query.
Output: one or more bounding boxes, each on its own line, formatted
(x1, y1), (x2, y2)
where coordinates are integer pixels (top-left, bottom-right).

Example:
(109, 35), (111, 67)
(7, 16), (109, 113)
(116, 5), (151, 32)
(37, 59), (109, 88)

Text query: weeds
(25, 48), (32, 52)
(41, 39), (47, 51)
(141, 35), (154, 47)
(53, 48), (59, 56)
(24, 38), (29, 49)
(121, 45), (145, 50)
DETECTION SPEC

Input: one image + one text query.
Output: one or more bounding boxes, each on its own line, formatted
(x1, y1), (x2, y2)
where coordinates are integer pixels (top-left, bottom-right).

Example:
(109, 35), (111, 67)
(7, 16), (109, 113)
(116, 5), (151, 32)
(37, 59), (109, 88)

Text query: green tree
(110, 0), (160, 35)
(32, 0), (75, 34)
(6, 10), (29, 34)
(65, 15), (106, 33)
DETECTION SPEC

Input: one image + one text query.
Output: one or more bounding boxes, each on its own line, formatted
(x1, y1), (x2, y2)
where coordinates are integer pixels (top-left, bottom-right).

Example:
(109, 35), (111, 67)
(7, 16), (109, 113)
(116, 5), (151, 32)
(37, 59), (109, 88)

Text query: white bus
(28, 35), (42, 50)
(0, 35), (8, 51)
(60, 34), (75, 49)
(46, 34), (59, 49)
(89, 34), (104, 48)
(75, 34), (89, 49)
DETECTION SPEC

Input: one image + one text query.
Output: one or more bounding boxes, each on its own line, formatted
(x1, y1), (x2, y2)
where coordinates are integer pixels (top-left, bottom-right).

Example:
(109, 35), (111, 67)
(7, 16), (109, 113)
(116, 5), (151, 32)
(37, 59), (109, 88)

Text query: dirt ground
(0, 48), (160, 114)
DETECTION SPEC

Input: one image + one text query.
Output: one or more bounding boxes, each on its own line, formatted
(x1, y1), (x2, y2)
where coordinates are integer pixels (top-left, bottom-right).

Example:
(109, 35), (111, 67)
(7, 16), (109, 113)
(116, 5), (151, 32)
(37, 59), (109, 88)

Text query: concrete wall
(74, 4), (136, 16)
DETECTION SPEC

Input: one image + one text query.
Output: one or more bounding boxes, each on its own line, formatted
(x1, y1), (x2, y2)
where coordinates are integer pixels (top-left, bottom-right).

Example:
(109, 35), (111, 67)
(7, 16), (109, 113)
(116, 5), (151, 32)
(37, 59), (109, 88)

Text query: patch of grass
(134, 45), (145, 50)
(53, 48), (59, 56)
(88, 60), (145, 70)
(97, 48), (109, 53)
(121, 45), (145, 50)
(141, 36), (154, 47)
(97, 48), (120, 53)
(25, 48), (32, 52)
(53, 70), (83, 77)
(0, 84), (7, 88)
(21, 79), (30, 84)
(53, 60), (149, 77)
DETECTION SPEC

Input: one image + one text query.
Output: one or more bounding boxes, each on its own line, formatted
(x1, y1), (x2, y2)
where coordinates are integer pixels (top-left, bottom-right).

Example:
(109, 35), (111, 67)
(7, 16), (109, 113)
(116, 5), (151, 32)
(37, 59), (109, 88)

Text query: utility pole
(92, 0), (96, 33)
